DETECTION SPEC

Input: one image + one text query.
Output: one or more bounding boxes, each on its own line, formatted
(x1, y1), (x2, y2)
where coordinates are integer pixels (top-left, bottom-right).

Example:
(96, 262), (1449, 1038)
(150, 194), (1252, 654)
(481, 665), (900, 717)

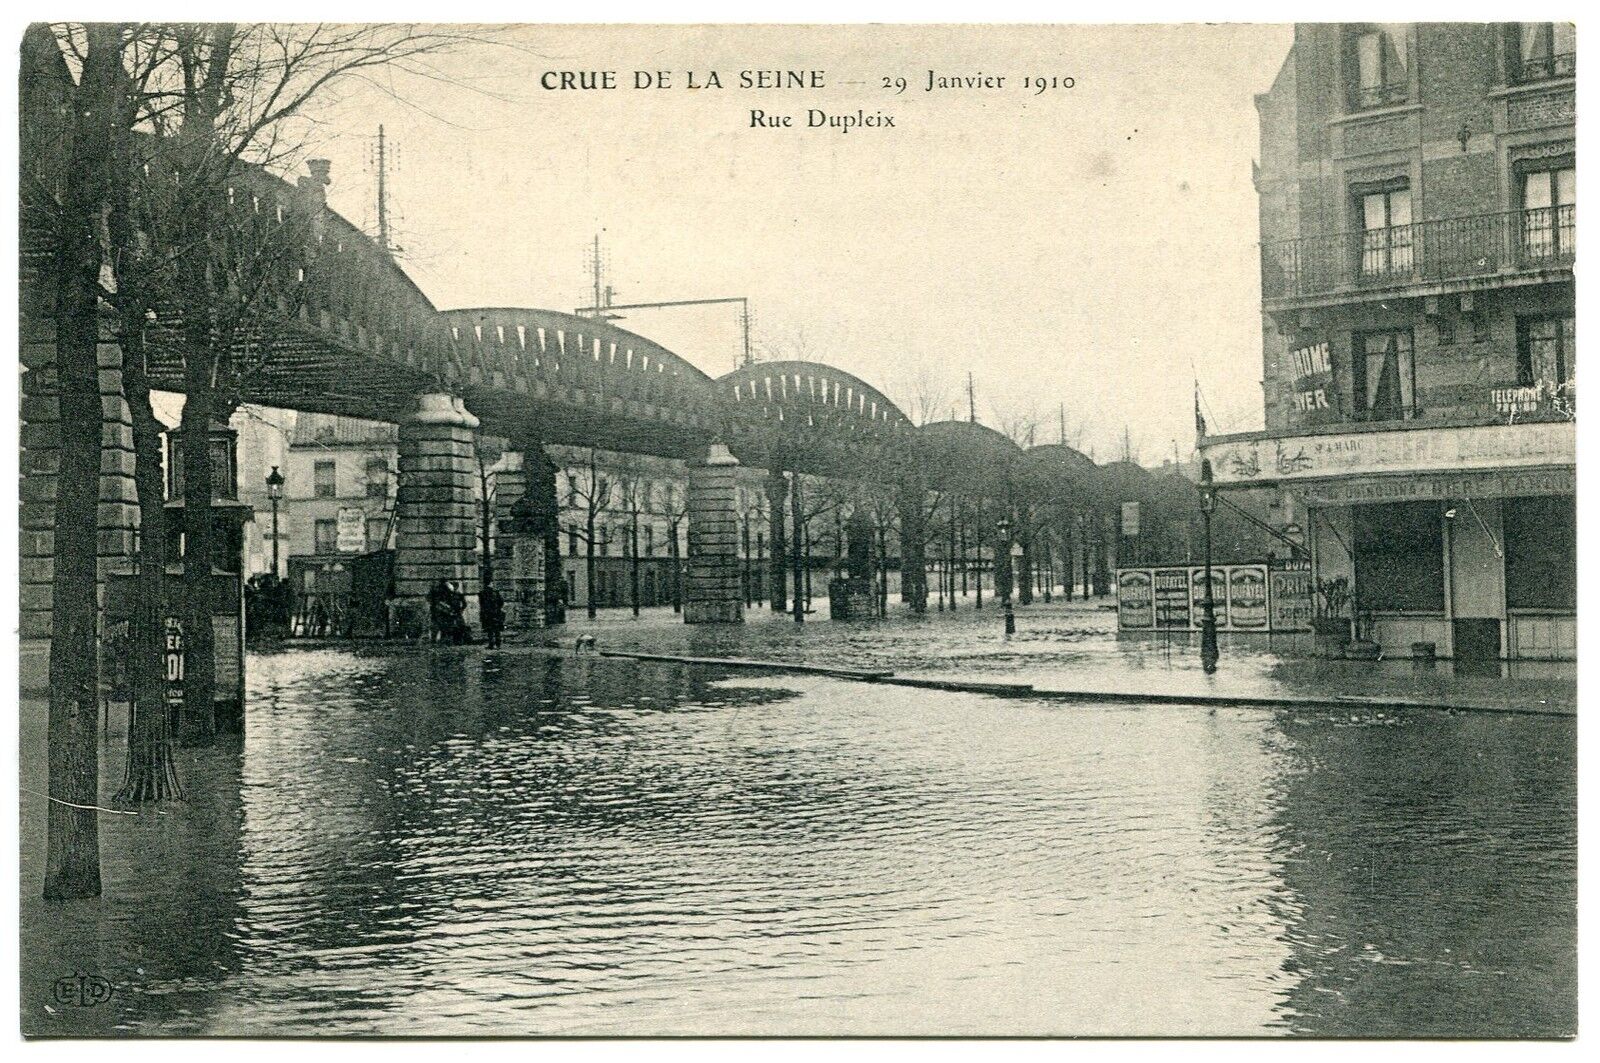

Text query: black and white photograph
(10, 11), (1581, 1040)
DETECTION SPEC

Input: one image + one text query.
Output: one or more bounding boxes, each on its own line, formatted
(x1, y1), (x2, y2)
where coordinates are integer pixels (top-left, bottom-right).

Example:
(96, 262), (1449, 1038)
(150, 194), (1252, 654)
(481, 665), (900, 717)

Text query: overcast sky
(294, 23), (1292, 462)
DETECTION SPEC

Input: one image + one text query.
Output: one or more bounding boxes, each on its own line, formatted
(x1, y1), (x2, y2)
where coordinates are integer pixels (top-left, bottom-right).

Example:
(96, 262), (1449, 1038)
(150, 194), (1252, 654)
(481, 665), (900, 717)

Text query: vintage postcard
(14, 18), (1577, 1038)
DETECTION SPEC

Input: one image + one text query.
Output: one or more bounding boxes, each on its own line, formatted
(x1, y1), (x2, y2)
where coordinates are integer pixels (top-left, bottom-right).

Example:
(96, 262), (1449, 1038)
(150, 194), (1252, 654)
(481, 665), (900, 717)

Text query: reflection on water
(21, 647), (1575, 1036)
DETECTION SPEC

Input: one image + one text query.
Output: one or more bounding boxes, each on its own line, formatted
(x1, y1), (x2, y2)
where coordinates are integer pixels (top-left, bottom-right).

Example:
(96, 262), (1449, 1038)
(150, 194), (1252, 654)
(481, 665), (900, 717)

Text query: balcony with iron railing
(1510, 51), (1575, 84)
(1262, 205), (1575, 304)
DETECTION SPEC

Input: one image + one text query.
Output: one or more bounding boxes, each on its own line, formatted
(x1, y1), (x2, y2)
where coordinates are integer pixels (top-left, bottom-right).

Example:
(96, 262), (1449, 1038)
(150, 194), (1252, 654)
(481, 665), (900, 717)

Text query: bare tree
(473, 433), (506, 590)
(27, 23), (478, 750)
(610, 454), (656, 618)
(893, 365), (955, 426)
(990, 398), (1043, 448)
(661, 482), (688, 614)
(27, 22), (123, 899)
(563, 449), (615, 620)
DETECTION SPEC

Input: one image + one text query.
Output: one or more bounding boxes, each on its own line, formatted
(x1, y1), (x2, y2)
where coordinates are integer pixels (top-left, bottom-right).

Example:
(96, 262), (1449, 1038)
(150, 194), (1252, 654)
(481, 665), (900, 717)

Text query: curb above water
(596, 649), (1575, 719)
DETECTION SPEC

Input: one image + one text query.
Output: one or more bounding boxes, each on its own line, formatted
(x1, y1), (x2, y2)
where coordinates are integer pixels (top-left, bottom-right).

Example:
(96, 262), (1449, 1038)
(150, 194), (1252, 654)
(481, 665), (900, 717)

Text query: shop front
(1200, 419), (1575, 661)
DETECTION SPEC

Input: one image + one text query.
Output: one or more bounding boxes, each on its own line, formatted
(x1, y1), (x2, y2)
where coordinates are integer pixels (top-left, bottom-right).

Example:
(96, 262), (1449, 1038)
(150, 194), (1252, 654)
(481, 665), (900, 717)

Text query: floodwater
(21, 642), (1576, 1037)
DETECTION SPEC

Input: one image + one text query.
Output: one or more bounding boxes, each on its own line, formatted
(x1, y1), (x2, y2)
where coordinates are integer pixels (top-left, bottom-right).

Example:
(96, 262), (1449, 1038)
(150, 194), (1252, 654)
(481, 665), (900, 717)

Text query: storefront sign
(1298, 466), (1575, 506)
(1228, 565), (1268, 629)
(1118, 569), (1154, 629)
(1201, 420), (1574, 487)
(1153, 568), (1190, 628)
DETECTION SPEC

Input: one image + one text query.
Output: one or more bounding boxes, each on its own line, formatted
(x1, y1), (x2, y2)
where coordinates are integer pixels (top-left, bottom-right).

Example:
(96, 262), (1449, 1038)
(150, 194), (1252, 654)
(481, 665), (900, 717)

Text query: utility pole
(376, 125), (392, 255)
(741, 301), (752, 369)
(589, 232), (604, 320)
(967, 372), (977, 424)
(1059, 403), (1067, 446)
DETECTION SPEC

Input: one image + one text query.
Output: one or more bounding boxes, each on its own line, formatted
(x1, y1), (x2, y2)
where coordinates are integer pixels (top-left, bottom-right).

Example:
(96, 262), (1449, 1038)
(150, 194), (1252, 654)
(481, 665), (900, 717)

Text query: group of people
(426, 578), (506, 648)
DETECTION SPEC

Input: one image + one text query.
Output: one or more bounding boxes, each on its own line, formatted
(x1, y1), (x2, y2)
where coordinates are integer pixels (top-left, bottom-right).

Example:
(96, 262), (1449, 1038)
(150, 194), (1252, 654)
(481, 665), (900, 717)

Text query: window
(1358, 185), (1413, 279)
(1517, 315), (1576, 390)
(364, 457), (389, 499)
(1353, 502), (1443, 612)
(1520, 165), (1576, 263)
(567, 527), (578, 556)
(1346, 25), (1410, 110)
(644, 524), (655, 556)
(314, 518), (338, 555)
(1504, 496), (1575, 611)
(1472, 315), (1491, 344)
(1435, 318), (1456, 346)
(366, 517), (389, 552)
(1353, 329), (1416, 419)
(313, 460), (337, 498)
(1510, 23), (1576, 83)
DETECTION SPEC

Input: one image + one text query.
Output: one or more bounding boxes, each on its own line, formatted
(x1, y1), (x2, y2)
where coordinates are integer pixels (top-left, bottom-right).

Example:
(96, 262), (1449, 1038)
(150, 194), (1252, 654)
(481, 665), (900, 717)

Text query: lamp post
(1199, 459), (1219, 674)
(997, 516), (1016, 636)
(265, 465), (285, 577)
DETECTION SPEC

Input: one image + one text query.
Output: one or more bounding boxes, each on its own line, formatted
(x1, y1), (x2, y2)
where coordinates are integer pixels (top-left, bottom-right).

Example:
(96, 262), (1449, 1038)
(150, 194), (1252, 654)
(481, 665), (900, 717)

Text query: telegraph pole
(375, 125), (396, 255)
(588, 232), (605, 319)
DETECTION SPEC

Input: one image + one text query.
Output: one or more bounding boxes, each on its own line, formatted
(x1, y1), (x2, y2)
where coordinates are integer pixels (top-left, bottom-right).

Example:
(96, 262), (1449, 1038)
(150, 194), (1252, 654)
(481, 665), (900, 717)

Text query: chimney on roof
(299, 158), (332, 207)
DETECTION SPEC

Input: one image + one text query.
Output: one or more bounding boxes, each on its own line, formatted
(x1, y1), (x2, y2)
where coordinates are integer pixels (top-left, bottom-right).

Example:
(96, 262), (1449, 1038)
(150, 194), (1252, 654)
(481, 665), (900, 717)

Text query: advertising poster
(1117, 569), (1154, 629)
(1154, 568), (1191, 628)
(1191, 567), (1228, 629)
(337, 506), (367, 553)
(1269, 560), (1313, 632)
(1228, 564), (1269, 629)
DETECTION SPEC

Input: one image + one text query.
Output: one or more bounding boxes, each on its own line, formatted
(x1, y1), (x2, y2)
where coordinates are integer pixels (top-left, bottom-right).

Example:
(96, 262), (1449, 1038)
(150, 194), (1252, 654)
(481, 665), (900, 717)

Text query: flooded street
(21, 627), (1575, 1037)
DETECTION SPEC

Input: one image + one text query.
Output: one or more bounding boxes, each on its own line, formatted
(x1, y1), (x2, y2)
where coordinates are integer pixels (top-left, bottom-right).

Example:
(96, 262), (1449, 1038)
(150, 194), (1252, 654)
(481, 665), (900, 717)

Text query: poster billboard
(1120, 501), (1141, 538)
(1117, 569), (1154, 629)
(336, 506), (367, 553)
(1190, 567), (1228, 629)
(1288, 338), (1337, 424)
(1269, 560), (1313, 632)
(1228, 564), (1269, 629)
(1118, 563), (1303, 633)
(1153, 568), (1190, 628)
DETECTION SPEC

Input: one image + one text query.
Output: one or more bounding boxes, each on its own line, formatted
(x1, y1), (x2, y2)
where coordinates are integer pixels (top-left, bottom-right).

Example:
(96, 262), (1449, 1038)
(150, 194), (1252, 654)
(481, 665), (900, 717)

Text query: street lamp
(265, 465), (285, 577)
(1198, 459), (1219, 674)
(997, 516), (1016, 636)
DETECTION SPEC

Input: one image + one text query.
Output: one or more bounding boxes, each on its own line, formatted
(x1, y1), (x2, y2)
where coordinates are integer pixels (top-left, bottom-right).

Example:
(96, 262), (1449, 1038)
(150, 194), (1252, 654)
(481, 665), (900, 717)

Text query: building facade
(1203, 22), (1575, 661)
(280, 412), (400, 566)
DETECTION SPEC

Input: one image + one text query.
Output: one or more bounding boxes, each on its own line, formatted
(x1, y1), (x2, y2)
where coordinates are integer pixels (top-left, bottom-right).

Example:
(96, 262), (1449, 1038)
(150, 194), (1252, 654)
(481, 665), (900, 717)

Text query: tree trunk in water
(585, 511), (598, 619)
(178, 388), (218, 744)
(767, 467), (788, 613)
(118, 378), (183, 800)
(106, 76), (181, 803)
(629, 513), (640, 617)
(44, 23), (123, 900)
(669, 525), (682, 613)
(789, 474), (804, 623)
(1018, 536), (1034, 605)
